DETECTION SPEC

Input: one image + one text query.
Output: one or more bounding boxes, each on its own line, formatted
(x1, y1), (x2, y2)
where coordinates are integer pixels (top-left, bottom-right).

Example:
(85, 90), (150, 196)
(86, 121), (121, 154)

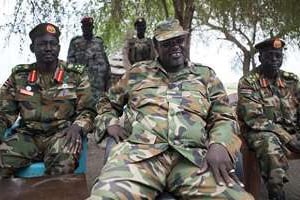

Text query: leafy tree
(196, 0), (300, 74)
(2, 0), (300, 74)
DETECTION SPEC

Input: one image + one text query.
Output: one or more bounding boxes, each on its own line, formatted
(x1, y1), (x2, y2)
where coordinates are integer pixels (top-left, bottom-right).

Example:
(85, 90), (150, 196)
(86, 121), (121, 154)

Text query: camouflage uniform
(0, 60), (96, 177)
(123, 37), (156, 69)
(67, 36), (111, 100)
(237, 66), (300, 191)
(89, 60), (253, 200)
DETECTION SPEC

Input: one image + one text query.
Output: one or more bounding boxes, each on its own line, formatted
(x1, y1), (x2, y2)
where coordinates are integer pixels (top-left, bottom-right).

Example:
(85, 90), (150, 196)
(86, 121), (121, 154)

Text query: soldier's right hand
(106, 125), (127, 143)
(286, 134), (300, 153)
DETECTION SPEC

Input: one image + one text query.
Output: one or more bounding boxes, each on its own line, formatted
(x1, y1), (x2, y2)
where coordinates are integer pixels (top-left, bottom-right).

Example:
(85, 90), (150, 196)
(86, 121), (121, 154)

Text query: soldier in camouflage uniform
(67, 16), (111, 101)
(88, 19), (253, 200)
(122, 17), (156, 69)
(0, 23), (96, 177)
(237, 38), (300, 200)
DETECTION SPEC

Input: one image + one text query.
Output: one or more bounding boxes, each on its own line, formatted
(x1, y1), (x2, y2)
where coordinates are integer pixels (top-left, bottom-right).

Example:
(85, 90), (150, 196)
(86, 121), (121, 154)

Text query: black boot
(268, 189), (285, 200)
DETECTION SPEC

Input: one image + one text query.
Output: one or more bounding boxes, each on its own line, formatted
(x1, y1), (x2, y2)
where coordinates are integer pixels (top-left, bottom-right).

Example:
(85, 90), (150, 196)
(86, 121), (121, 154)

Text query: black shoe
(268, 190), (285, 200)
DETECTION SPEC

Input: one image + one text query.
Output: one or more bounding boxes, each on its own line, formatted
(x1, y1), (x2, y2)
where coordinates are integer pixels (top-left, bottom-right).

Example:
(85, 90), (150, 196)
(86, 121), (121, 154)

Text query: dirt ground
(85, 135), (300, 200)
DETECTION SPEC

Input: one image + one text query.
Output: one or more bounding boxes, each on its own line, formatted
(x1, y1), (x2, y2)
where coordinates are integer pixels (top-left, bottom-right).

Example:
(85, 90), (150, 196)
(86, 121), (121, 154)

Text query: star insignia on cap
(46, 25), (56, 34)
(273, 38), (282, 48)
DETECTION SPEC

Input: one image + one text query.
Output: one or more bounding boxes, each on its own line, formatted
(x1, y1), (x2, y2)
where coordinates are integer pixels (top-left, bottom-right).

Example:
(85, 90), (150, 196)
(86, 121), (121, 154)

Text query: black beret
(81, 17), (94, 25)
(134, 17), (146, 26)
(255, 37), (285, 52)
(29, 23), (60, 41)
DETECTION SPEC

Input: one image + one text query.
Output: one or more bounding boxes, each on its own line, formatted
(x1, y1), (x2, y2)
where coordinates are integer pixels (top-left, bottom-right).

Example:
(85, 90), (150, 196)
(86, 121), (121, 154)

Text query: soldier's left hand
(205, 143), (243, 188)
(62, 124), (83, 154)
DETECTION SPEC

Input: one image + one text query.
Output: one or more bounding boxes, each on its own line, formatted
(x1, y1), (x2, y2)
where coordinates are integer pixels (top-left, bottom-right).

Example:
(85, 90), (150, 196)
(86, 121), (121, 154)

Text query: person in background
(67, 16), (111, 100)
(122, 17), (156, 69)
(88, 18), (253, 200)
(0, 23), (96, 177)
(237, 37), (299, 200)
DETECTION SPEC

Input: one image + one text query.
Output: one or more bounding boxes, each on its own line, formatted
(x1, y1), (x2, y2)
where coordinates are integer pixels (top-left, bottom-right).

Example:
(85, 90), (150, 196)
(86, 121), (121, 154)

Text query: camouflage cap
(29, 23), (60, 41)
(255, 37), (286, 52)
(81, 16), (94, 25)
(154, 19), (188, 42)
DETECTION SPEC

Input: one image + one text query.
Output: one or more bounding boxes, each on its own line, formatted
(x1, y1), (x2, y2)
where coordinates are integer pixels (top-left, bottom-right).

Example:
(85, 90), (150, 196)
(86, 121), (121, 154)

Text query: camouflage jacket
(0, 60), (96, 138)
(67, 36), (111, 93)
(122, 37), (156, 69)
(237, 66), (300, 144)
(95, 60), (241, 167)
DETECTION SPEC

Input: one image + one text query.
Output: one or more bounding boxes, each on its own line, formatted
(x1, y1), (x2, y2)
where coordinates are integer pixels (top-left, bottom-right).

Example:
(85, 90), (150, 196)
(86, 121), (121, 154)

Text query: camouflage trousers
(87, 65), (110, 101)
(245, 131), (289, 194)
(88, 142), (253, 200)
(0, 129), (79, 177)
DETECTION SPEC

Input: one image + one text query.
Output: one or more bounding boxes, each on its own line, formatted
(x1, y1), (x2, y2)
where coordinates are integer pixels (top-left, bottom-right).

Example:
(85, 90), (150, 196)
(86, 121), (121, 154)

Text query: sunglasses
(159, 37), (185, 48)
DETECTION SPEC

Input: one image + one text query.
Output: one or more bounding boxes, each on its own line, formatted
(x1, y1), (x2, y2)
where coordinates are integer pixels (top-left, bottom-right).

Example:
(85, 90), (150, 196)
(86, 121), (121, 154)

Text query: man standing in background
(123, 17), (156, 69)
(67, 17), (111, 100)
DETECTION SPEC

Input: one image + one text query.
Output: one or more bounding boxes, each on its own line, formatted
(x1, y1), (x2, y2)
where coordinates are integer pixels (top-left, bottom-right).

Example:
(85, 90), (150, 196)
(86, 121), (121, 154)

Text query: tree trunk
(172, 0), (195, 59)
(243, 51), (251, 75)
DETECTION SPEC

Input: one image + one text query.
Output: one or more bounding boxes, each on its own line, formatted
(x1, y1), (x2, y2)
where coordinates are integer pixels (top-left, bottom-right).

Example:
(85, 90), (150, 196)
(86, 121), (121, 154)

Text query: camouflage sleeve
(237, 77), (293, 143)
(72, 71), (97, 134)
(205, 70), (241, 159)
(94, 72), (129, 143)
(0, 75), (20, 139)
(122, 39), (131, 69)
(67, 39), (77, 64)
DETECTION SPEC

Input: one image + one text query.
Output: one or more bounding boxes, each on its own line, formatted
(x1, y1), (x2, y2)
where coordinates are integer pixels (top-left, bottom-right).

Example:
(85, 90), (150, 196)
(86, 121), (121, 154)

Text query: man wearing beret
(237, 38), (300, 200)
(67, 17), (111, 101)
(122, 17), (156, 69)
(88, 18), (253, 200)
(0, 23), (96, 177)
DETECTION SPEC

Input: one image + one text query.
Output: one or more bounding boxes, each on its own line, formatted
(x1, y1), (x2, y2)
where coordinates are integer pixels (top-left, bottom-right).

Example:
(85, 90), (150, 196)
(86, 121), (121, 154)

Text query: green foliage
(193, 0), (300, 73)
(89, 0), (175, 54)
(2, 0), (300, 72)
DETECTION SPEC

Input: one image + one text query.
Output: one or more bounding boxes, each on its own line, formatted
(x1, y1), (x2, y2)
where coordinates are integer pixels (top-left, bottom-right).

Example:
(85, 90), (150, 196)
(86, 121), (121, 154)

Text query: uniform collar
(259, 74), (285, 88)
(154, 59), (191, 76)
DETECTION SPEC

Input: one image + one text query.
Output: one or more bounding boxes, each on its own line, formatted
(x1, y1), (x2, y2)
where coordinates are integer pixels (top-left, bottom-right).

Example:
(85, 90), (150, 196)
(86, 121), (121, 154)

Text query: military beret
(29, 23), (60, 41)
(154, 18), (188, 42)
(255, 37), (285, 52)
(81, 16), (94, 25)
(134, 17), (146, 26)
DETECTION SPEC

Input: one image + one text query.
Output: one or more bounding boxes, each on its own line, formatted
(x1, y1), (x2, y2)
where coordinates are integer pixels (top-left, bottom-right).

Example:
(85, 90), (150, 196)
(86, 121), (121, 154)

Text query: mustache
(169, 47), (187, 56)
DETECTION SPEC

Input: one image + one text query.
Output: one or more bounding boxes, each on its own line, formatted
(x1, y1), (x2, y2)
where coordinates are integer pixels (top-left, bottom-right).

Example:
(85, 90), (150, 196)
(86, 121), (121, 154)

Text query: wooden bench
(0, 173), (89, 200)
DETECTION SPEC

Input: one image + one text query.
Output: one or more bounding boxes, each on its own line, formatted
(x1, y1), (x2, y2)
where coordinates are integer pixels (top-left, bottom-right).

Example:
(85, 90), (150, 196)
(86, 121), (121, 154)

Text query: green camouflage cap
(154, 19), (188, 41)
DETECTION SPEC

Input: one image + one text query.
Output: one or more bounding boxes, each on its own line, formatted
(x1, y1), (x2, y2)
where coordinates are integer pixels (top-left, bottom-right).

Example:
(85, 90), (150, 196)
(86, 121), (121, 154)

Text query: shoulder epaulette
(245, 72), (257, 83)
(282, 71), (299, 81)
(12, 64), (32, 73)
(191, 62), (215, 76)
(241, 68), (260, 84)
(65, 63), (86, 74)
(70, 36), (82, 42)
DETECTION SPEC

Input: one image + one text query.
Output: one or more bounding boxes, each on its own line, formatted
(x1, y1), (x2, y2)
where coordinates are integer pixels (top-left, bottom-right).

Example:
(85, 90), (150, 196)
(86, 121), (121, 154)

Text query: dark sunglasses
(159, 37), (185, 48)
